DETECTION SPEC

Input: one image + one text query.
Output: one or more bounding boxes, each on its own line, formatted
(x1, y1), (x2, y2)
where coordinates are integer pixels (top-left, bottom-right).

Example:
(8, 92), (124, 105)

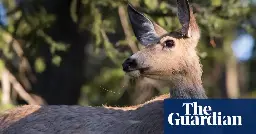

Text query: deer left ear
(127, 4), (166, 46)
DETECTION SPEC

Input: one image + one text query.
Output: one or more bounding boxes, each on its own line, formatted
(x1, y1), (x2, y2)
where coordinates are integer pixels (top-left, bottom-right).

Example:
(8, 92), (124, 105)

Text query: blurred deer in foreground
(0, 0), (207, 133)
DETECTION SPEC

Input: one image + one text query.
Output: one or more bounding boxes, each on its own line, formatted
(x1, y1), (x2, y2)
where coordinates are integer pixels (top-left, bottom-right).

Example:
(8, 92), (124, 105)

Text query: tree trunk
(223, 37), (240, 98)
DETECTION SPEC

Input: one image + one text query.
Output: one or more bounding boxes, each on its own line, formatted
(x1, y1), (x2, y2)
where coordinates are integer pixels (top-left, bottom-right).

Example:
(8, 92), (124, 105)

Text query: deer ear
(176, 0), (192, 37)
(127, 4), (162, 46)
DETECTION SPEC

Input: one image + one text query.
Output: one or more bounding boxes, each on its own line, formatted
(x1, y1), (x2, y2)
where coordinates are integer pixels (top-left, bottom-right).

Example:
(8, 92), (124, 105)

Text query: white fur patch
(127, 70), (141, 78)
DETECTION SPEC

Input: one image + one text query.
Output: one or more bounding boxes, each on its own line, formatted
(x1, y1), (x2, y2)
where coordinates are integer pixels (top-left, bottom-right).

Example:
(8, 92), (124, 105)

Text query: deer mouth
(125, 67), (150, 78)
(138, 67), (150, 74)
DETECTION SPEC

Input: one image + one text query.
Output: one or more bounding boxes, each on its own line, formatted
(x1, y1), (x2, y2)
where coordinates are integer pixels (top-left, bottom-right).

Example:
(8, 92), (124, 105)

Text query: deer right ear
(176, 0), (191, 37)
(127, 4), (160, 46)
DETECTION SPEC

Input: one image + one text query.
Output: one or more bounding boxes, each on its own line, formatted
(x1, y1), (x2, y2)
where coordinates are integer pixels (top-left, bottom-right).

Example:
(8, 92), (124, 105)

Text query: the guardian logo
(168, 102), (242, 126)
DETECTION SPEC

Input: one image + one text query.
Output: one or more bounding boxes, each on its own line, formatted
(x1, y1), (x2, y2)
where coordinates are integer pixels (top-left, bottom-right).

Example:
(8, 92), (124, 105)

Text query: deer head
(122, 0), (203, 92)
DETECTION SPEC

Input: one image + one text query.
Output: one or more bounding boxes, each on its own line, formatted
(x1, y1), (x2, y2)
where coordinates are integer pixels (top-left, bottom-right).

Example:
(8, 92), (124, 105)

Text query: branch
(2, 30), (36, 90)
(1, 69), (11, 105)
(6, 69), (39, 105)
(118, 5), (138, 53)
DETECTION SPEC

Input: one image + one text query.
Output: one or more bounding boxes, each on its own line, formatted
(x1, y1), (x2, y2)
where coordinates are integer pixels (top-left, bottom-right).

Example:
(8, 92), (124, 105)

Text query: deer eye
(164, 40), (175, 48)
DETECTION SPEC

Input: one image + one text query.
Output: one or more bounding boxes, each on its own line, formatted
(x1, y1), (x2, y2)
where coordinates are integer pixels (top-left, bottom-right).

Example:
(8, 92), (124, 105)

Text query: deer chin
(126, 70), (141, 78)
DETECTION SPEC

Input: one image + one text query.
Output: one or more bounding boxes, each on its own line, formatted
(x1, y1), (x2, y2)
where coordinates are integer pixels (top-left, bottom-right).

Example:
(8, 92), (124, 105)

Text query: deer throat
(169, 75), (207, 99)
(170, 86), (207, 99)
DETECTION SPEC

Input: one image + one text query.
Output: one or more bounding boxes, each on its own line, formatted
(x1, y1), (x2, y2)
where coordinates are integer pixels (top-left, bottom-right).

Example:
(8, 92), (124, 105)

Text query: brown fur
(0, 1), (206, 133)
(0, 94), (169, 134)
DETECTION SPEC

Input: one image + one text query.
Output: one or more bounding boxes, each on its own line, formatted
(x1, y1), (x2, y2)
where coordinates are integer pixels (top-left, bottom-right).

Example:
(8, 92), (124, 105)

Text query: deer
(0, 0), (207, 133)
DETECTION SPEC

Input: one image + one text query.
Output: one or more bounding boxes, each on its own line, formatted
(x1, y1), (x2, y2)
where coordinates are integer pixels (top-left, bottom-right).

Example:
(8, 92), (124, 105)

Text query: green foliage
(211, 0), (221, 6)
(34, 57), (46, 73)
(52, 55), (62, 66)
(0, 0), (255, 106)
(144, 0), (158, 10)
(37, 30), (69, 54)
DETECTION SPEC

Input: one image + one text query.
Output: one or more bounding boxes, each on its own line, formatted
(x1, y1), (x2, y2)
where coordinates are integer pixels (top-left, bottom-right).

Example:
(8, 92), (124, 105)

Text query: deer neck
(170, 72), (207, 99)
(170, 86), (207, 99)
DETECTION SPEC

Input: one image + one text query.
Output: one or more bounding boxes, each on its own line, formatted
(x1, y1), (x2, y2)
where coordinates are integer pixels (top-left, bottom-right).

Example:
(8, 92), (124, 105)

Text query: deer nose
(122, 58), (138, 72)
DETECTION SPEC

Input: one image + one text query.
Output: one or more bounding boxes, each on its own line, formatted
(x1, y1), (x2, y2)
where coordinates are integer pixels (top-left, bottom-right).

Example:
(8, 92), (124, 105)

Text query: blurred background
(0, 0), (256, 112)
